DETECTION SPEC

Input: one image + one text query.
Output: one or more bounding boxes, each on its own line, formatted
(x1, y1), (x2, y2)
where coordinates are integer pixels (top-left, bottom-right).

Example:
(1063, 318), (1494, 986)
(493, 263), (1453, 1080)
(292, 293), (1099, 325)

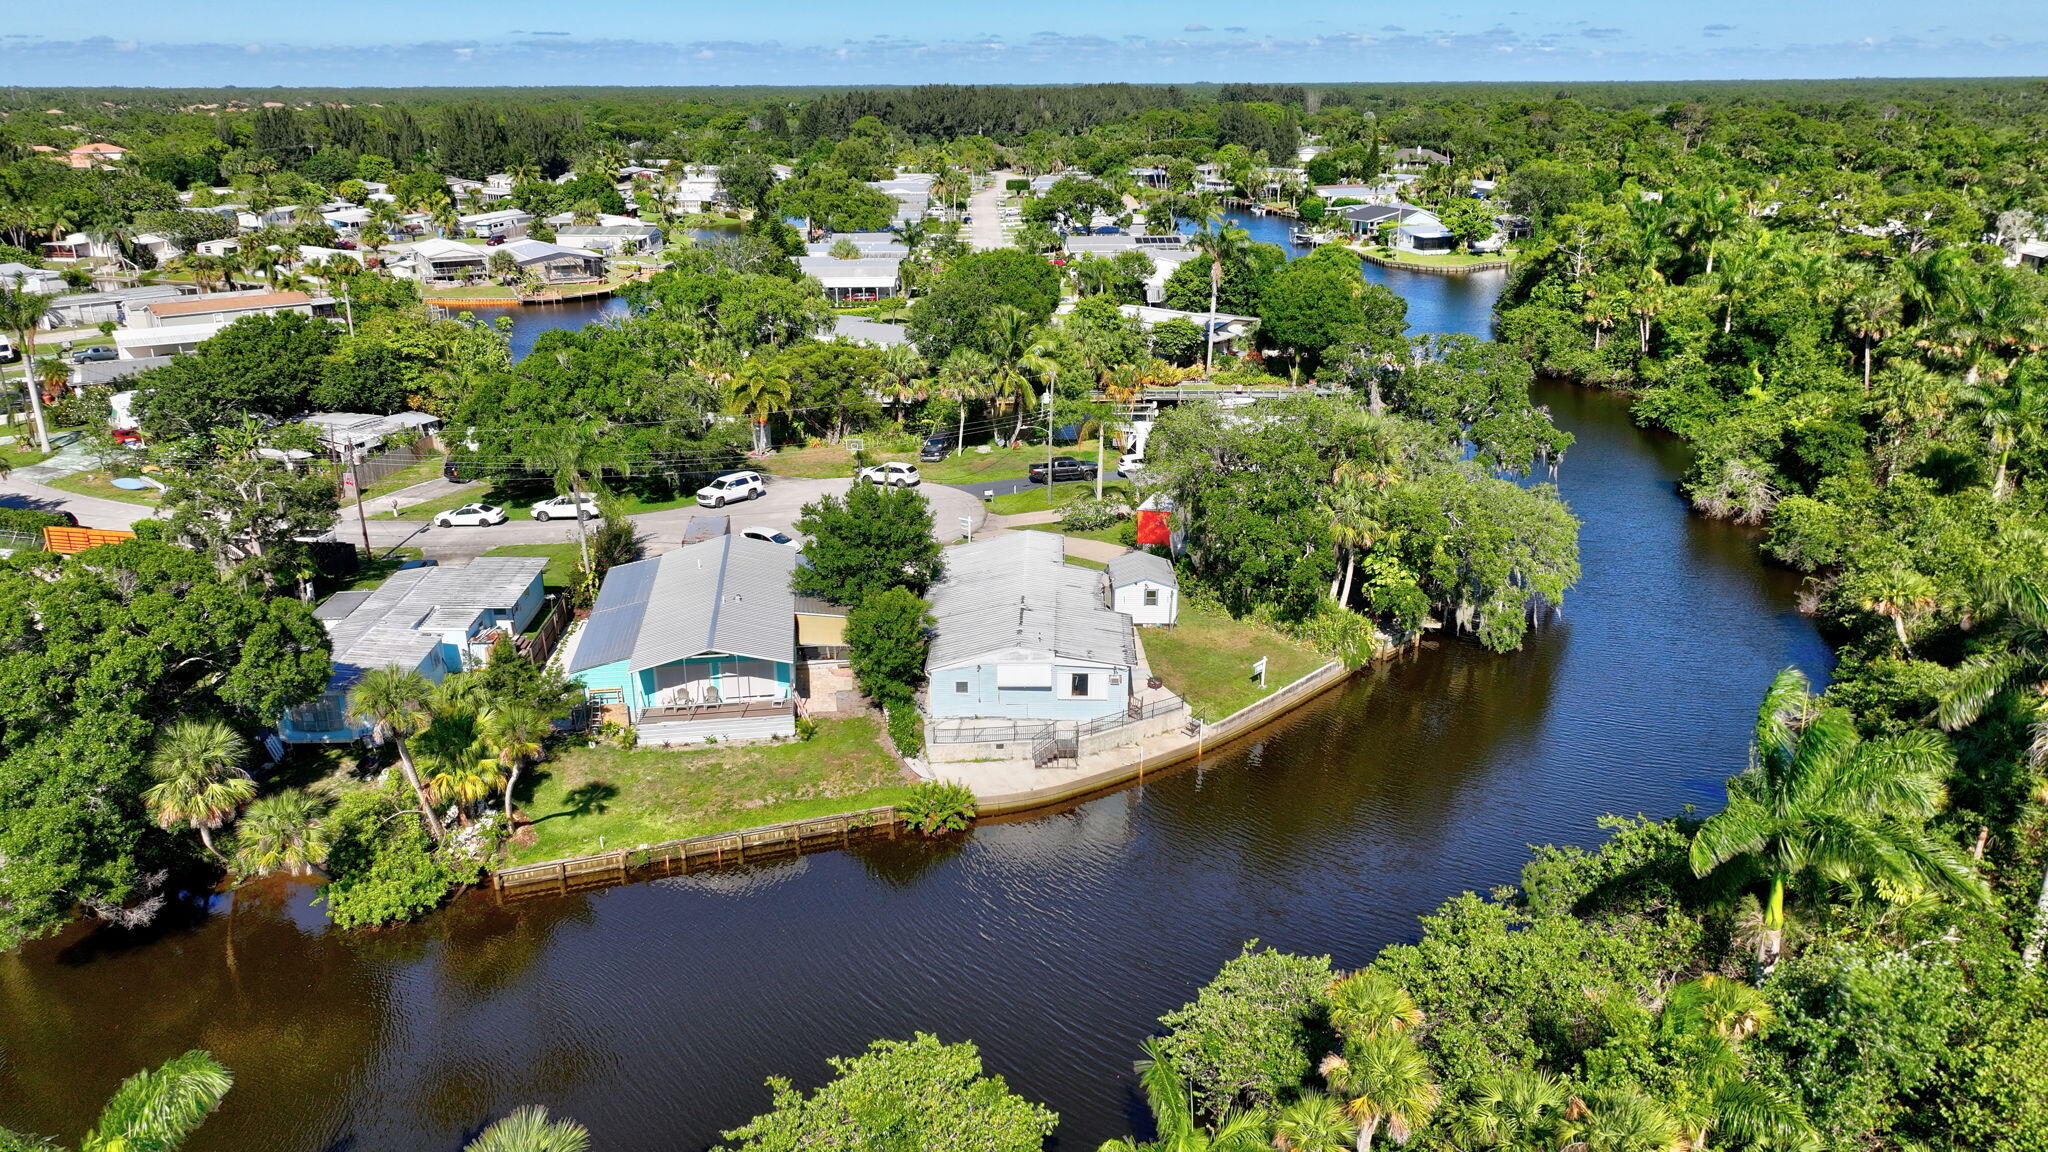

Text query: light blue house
(560, 535), (800, 745)
(281, 556), (548, 743)
(924, 532), (1138, 724)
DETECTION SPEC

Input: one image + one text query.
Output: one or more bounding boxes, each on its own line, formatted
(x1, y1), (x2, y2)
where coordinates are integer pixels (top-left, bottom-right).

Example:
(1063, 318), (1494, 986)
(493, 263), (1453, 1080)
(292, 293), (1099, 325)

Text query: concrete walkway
(976, 509), (1131, 564)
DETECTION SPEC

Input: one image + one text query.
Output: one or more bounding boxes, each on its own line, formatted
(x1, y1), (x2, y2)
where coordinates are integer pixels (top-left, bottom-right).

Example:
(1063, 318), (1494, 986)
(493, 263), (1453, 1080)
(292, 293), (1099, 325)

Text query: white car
(1117, 453), (1145, 478)
(740, 526), (801, 548)
(696, 470), (768, 507)
(857, 461), (922, 487)
(530, 494), (600, 522)
(433, 502), (508, 528)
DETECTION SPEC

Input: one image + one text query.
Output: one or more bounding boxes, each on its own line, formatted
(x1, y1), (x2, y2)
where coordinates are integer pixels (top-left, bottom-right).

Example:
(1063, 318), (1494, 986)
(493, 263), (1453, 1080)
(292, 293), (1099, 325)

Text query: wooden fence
(492, 806), (902, 898)
(517, 595), (574, 665)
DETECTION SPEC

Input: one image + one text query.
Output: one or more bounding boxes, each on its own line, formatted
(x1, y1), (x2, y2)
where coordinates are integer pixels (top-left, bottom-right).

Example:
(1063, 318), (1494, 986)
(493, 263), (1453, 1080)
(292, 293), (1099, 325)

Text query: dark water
(459, 295), (631, 360)
(0, 267), (1830, 1151)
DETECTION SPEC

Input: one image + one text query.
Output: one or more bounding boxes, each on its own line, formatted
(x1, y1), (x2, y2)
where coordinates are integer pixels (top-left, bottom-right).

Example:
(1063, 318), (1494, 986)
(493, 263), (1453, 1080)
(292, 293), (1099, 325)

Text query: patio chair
(703, 685), (722, 706)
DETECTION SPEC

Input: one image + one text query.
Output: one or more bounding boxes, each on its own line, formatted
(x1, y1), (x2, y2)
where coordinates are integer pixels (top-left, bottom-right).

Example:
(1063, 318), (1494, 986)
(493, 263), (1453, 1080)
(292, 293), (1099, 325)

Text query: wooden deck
(637, 697), (794, 724)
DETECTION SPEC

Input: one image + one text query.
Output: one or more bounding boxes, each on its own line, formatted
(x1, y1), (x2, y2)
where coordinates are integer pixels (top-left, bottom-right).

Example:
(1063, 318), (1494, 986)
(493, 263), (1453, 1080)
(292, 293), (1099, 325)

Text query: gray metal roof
(794, 594), (848, 617)
(73, 354), (176, 387)
(832, 316), (910, 347)
(926, 533), (1136, 672)
(314, 589), (375, 620)
(319, 556), (546, 686)
(569, 535), (797, 673)
(1106, 551), (1177, 589)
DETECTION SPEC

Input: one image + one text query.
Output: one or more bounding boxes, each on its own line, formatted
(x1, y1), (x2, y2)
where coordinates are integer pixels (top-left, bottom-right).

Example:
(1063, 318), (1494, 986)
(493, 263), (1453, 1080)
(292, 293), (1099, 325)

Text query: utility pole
(1044, 388), (1055, 512)
(348, 453), (372, 558)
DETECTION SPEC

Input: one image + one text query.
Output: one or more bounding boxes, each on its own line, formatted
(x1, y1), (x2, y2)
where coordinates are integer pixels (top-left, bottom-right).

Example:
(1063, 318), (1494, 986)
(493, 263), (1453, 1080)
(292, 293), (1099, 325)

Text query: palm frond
(1937, 650), (2023, 730)
(82, 1050), (232, 1152)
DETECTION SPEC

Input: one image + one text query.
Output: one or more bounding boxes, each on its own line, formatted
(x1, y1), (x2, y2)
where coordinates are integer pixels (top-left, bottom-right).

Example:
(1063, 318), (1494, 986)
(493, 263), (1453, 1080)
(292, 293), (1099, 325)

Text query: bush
(897, 779), (975, 835)
(1153, 944), (1336, 1118)
(1116, 519), (1139, 548)
(1060, 496), (1129, 532)
(886, 699), (925, 759)
(316, 787), (459, 929)
(0, 507), (69, 535)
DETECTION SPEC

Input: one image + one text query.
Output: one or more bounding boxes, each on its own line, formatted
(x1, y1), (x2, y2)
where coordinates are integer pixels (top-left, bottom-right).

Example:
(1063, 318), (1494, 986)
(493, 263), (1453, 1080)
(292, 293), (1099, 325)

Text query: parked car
(529, 494), (601, 522)
(740, 526), (801, 548)
(72, 346), (117, 364)
(396, 558), (439, 572)
(485, 234), (507, 246)
(433, 502), (508, 528)
(918, 434), (956, 462)
(1117, 453), (1144, 478)
(0, 335), (16, 364)
(695, 470), (768, 508)
(857, 461), (922, 487)
(1028, 456), (1098, 484)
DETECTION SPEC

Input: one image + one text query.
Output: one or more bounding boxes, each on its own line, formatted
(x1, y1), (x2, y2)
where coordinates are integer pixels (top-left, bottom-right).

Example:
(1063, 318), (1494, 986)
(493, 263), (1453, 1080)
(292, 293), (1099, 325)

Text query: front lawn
(505, 713), (914, 865)
(987, 479), (1131, 516)
(396, 480), (706, 521)
(1143, 600), (1329, 722)
(43, 470), (164, 506)
(1017, 521), (1131, 547)
(483, 542), (583, 595)
(919, 438), (1108, 486)
(357, 455), (447, 502)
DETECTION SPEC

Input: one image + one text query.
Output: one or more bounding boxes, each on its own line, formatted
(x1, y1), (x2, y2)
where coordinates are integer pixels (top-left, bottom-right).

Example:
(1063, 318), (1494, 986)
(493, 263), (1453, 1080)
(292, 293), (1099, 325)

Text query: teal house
(560, 535), (800, 745)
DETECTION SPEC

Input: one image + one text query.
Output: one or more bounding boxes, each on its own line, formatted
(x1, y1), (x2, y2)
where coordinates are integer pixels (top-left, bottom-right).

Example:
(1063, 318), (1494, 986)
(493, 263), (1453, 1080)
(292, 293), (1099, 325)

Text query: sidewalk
(976, 510), (1130, 564)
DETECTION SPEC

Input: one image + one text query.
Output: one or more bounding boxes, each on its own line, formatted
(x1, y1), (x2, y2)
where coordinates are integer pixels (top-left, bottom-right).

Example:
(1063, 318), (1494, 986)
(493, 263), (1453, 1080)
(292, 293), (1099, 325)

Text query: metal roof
(569, 535), (797, 673)
(1106, 551), (1177, 589)
(926, 533), (1136, 672)
(797, 256), (902, 288)
(314, 589), (375, 620)
(794, 594), (848, 617)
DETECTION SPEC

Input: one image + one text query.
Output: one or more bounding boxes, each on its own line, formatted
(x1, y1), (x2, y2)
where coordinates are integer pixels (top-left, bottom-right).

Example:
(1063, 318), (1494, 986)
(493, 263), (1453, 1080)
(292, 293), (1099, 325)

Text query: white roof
(396, 237), (487, 262)
(797, 255), (901, 288)
(501, 238), (601, 264)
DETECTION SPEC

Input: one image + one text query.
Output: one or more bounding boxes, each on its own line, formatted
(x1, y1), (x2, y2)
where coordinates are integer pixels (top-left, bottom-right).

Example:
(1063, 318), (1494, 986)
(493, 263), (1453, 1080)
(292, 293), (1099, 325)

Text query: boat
(1289, 228), (1317, 246)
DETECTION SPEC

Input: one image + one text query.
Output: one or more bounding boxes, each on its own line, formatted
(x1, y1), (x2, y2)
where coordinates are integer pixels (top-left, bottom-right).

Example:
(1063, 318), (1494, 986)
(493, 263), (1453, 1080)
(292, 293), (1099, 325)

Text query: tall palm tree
(1841, 279), (1902, 393)
(486, 704), (550, 826)
(984, 306), (1051, 445)
(231, 791), (330, 879)
(938, 348), (992, 457)
(1324, 474), (1386, 611)
(523, 421), (628, 573)
(1189, 222), (1253, 376)
(464, 1106), (591, 1152)
(0, 285), (54, 451)
(1319, 1034), (1440, 1152)
(728, 358), (793, 454)
(1691, 667), (1990, 975)
(1939, 572), (2048, 964)
(1959, 368), (2048, 501)
(143, 720), (256, 864)
(1679, 186), (1746, 276)
(1326, 971), (1422, 1042)
(418, 711), (508, 825)
(346, 667), (447, 842)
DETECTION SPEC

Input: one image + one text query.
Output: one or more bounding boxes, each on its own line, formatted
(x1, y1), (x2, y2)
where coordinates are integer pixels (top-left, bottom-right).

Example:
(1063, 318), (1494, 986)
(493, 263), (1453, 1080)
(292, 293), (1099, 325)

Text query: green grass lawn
(1017, 521), (1131, 547)
(919, 439), (1107, 486)
(987, 479), (1131, 516)
(1350, 244), (1512, 268)
(357, 455), (446, 502)
(483, 542), (583, 595)
(0, 440), (52, 471)
(1064, 555), (1109, 571)
(506, 713), (914, 865)
(42, 470), (165, 506)
(1143, 600), (1329, 722)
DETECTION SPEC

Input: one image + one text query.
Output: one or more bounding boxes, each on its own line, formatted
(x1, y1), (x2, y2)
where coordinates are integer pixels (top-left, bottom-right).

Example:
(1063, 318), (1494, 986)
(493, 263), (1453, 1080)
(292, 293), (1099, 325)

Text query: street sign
(959, 515), (973, 541)
(1252, 656), (1268, 688)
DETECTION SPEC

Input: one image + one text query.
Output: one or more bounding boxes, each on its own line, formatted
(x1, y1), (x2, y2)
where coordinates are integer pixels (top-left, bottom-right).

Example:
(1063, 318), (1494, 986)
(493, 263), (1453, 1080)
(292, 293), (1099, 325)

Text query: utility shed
(1103, 551), (1179, 626)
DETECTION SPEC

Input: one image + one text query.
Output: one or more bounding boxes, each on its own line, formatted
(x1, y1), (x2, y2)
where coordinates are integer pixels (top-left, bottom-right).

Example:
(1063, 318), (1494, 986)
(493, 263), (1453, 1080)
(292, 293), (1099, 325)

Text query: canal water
(0, 242), (1829, 1152)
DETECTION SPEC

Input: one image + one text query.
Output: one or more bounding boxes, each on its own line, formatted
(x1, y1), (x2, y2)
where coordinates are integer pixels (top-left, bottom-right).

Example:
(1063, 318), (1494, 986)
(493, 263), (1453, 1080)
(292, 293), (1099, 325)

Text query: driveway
(347, 476), (988, 560)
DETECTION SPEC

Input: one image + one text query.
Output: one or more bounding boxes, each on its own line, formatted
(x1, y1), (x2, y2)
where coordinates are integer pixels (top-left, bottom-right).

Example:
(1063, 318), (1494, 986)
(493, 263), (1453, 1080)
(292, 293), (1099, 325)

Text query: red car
(485, 234), (507, 246)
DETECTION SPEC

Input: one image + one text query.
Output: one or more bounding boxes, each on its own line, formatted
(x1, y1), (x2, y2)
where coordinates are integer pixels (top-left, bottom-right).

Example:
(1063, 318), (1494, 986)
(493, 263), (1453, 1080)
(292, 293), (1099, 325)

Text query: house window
(1070, 673), (1091, 697)
(1143, 588), (1159, 607)
(954, 680), (969, 694)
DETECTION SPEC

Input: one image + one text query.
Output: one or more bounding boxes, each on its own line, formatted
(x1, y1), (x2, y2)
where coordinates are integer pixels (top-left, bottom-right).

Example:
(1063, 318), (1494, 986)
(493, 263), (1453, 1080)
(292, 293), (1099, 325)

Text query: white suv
(530, 494), (600, 522)
(696, 470), (767, 507)
(1117, 453), (1145, 478)
(857, 461), (922, 487)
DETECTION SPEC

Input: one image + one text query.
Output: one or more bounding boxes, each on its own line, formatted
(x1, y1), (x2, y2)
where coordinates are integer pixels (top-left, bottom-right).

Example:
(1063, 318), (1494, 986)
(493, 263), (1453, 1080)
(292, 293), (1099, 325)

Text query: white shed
(1104, 551), (1179, 627)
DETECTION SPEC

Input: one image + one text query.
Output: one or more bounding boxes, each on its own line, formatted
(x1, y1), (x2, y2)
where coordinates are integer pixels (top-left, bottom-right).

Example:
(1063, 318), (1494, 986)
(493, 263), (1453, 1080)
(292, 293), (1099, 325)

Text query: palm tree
(346, 667), (447, 842)
(1679, 186), (1745, 276)
(1101, 1040), (1272, 1152)
(142, 720), (256, 864)
(523, 421), (628, 573)
(1558, 1088), (1679, 1152)
(1938, 573), (2048, 964)
(938, 349), (992, 457)
(728, 358), (793, 454)
(1326, 971), (1422, 1042)
(1189, 222), (1254, 376)
(1271, 1093), (1354, 1152)
(465, 1106), (591, 1152)
(1690, 667), (1991, 975)
(984, 306), (1050, 445)
(0, 285), (54, 451)
(1841, 280), (1902, 393)
(1703, 235), (1769, 335)
(486, 704), (550, 826)
(1959, 368), (2048, 501)
(1319, 1034), (1440, 1152)
(1324, 474), (1386, 611)
(231, 791), (330, 879)
(1449, 1066), (1566, 1151)
(4, 1050), (235, 1152)
(1857, 566), (1938, 655)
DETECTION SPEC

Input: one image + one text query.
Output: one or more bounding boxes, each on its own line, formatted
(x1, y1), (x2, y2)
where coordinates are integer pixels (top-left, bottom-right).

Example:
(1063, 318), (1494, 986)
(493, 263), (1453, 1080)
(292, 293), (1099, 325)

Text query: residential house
(672, 165), (725, 213)
(457, 208), (533, 239)
(555, 222), (664, 256)
(1127, 166), (1170, 189)
(1059, 302), (1258, 358)
(322, 206), (373, 235)
(831, 315), (910, 348)
(134, 289), (318, 329)
(39, 285), (197, 328)
(302, 410), (443, 462)
(498, 238), (607, 283)
(796, 255), (902, 302)
(280, 557), (549, 743)
(234, 206), (301, 231)
(67, 142), (127, 169)
(1059, 233), (1195, 304)
(1335, 202), (1454, 252)
(481, 173), (517, 199)
(132, 233), (183, 265)
(2013, 239), (2048, 272)
(387, 237), (490, 284)
(804, 232), (908, 259)
(1390, 146), (1451, 167)
(561, 535), (802, 745)
(868, 172), (937, 225)
(923, 532), (1139, 725)
(542, 211), (645, 229)
(40, 232), (113, 261)
(1102, 551), (1179, 627)
(0, 263), (64, 294)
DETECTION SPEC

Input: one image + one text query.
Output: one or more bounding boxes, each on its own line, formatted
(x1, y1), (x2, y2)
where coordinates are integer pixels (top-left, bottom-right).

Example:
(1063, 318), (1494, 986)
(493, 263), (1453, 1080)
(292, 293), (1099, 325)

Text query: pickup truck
(1027, 456), (1098, 484)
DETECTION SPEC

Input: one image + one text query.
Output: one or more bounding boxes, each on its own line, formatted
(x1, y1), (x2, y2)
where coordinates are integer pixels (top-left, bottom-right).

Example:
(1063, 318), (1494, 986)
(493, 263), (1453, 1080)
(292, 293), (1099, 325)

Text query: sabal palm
(1324, 476), (1386, 611)
(1271, 1093), (1353, 1152)
(1690, 667), (1989, 974)
(347, 667), (446, 841)
(728, 360), (793, 453)
(1320, 1034), (1441, 1152)
(143, 720), (255, 864)
(464, 1106), (591, 1152)
(1189, 223), (1253, 375)
(1451, 1066), (1566, 1151)
(1326, 971), (1421, 1042)
(937, 349), (993, 455)
(418, 709), (508, 821)
(63, 1049), (232, 1152)
(1560, 1088), (1679, 1152)
(232, 791), (330, 879)
(0, 285), (54, 450)
(486, 704), (551, 825)
(1857, 566), (1937, 654)
(984, 307), (1048, 444)
(523, 422), (627, 572)
(1958, 368), (2048, 501)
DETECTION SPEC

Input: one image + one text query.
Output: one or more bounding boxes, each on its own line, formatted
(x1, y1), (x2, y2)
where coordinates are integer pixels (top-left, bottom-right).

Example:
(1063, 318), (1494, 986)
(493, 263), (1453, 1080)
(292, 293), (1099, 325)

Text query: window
(954, 680), (969, 693)
(1070, 673), (1091, 696)
(1143, 588), (1159, 606)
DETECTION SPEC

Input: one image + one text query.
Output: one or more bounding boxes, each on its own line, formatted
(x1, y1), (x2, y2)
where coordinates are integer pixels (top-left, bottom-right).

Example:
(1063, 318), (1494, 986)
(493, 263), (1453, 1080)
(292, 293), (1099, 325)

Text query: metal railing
(929, 692), (1186, 747)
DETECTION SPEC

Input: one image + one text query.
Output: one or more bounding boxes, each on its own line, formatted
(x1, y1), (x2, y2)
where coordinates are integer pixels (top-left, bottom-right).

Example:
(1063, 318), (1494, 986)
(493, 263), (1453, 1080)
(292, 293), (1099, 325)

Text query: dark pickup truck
(1027, 456), (1098, 484)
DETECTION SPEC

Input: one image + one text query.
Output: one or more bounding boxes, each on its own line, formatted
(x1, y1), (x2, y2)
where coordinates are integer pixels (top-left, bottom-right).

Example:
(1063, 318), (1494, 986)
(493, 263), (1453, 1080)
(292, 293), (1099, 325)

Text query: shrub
(1153, 944), (1336, 1118)
(316, 787), (459, 929)
(0, 507), (69, 535)
(1116, 519), (1139, 548)
(886, 699), (925, 759)
(1060, 496), (1129, 532)
(897, 779), (975, 835)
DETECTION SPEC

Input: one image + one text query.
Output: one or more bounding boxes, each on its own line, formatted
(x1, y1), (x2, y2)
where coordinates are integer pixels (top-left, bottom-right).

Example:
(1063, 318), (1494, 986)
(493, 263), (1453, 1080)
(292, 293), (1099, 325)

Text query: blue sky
(5, 1), (2047, 85)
